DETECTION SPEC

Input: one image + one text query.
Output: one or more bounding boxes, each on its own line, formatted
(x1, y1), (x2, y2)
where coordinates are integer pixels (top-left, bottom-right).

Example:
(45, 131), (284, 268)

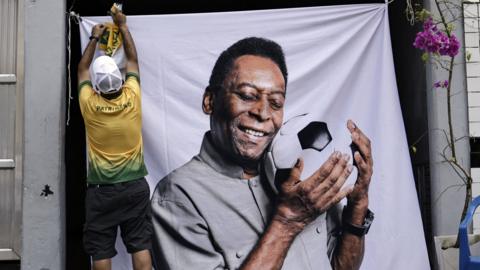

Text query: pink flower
(413, 17), (460, 57)
(447, 35), (460, 57)
(443, 79), (449, 88)
(424, 17), (434, 31)
(433, 80), (449, 88)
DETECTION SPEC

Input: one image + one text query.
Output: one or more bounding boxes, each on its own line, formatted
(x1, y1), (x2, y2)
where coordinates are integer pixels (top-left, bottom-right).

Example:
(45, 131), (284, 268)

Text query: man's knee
(132, 249), (152, 270)
(93, 258), (111, 270)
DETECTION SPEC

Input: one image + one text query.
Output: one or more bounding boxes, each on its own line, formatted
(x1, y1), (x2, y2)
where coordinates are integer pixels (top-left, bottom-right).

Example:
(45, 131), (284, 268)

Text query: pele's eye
(238, 92), (256, 101)
(270, 101), (283, 110)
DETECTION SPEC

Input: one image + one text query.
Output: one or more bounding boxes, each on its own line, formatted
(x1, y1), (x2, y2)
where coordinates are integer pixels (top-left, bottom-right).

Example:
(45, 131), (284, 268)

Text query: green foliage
(446, 23), (454, 35)
(416, 9), (431, 22)
(421, 52), (429, 62)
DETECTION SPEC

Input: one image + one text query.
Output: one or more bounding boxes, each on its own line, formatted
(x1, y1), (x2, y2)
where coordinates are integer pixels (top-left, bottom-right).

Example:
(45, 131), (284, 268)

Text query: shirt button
(236, 251), (244, 258)
(316, 227), (322, 234)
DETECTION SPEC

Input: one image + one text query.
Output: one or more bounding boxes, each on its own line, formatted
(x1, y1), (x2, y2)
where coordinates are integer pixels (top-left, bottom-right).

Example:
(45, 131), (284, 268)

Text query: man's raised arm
(331, 120), (373, 270)
(111, 9), (139, 75)
(78, 24), (106, 83)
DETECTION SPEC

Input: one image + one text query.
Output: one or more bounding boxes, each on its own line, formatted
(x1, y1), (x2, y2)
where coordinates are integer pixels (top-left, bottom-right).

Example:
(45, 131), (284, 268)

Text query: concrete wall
(21, 0), (66, 269)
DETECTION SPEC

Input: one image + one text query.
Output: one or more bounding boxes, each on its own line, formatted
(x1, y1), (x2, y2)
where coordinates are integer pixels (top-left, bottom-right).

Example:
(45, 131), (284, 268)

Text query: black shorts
(83, 177), (152, 261)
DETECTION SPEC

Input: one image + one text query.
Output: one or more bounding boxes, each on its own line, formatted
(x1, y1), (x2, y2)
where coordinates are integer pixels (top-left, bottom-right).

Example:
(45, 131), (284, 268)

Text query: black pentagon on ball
(297, 122), (332, 151)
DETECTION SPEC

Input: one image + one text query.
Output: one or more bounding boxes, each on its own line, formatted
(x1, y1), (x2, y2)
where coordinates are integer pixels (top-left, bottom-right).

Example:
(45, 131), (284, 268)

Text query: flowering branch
(412, 0), (472, 248)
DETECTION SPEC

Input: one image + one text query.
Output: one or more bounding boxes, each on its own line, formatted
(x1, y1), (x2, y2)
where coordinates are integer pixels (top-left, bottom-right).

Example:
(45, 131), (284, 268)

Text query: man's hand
(241, 122), (372, 270)
(109, 6), (139, 74)
(240, 152), (353, 270)
(79, 24), (106, 82)
(331, 121), (373, 270)
(91, 24), (106, 39)
(110, 7), (127, 27)
(274, 152), (354, 233)
(345, 120), (373, 224)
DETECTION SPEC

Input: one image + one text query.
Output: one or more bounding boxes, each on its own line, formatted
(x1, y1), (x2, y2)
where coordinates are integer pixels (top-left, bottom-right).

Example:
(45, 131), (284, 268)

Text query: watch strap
(342, 207), (374, 237)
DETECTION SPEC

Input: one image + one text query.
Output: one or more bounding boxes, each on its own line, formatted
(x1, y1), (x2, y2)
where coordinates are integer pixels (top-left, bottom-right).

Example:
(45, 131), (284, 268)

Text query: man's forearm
(240, 219), (301, 270)
(242, 208), (365, 270)
(332, 204), (367, 270)
(78, 38), (98, 75)
(119, 25), (138, 63)
(332, 233), (364, 270)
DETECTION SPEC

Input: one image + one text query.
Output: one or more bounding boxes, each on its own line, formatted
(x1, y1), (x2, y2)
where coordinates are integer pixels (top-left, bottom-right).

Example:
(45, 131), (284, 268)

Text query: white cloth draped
(80, 4), (430, 269)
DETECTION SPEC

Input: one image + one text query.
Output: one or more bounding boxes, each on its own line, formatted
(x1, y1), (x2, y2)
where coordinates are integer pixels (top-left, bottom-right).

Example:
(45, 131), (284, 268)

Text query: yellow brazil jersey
(78, 73), (148, 184)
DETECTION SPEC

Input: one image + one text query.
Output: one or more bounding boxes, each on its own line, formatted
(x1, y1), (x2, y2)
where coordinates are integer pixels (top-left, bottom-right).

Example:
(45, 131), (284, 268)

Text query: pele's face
(208, 55), (286, 164)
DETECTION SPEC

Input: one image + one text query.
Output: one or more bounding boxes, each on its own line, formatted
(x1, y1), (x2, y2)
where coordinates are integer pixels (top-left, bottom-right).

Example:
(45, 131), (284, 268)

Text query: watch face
(363, 209), (374, 234)
(366, 210), (374, 222)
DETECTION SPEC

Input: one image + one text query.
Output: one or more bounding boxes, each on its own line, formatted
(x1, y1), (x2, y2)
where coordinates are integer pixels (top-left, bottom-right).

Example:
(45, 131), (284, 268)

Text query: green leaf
(417, 9), (431, 22)
(411, 146), (417, 154)
(447, 23), (455, 33)
(467, 51), (472, 62)
(421, 52), (429, 62)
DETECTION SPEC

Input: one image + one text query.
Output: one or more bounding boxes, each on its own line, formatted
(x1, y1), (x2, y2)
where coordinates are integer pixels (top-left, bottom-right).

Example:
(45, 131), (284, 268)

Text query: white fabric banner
(80, 4), (429, 269)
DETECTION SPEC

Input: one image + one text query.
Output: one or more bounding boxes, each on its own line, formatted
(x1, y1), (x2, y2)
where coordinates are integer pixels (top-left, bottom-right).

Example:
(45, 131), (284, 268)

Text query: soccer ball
(264, 114), (333, 192)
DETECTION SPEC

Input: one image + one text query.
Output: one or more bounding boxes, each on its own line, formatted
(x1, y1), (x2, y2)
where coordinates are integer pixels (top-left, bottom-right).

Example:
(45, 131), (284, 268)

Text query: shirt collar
(198, 132), (248, 179)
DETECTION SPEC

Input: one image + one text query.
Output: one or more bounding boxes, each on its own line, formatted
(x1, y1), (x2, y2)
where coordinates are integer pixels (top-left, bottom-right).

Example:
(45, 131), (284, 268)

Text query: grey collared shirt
(151, 133), (341, 270)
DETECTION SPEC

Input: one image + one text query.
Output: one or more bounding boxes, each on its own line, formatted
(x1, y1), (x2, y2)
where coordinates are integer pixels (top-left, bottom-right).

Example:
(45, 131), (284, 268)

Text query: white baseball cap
(92, 55), (123, 94)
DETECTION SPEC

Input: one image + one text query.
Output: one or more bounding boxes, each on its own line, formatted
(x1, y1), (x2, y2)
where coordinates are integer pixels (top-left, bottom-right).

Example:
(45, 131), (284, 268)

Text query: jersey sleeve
(124, 72), (141, 96)
(78, 80), (94, 113)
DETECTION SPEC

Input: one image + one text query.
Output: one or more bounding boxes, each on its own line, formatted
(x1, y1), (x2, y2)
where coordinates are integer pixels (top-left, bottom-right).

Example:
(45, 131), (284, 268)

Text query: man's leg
(83, 187), (119, 269)
(132, 250), (152, 270)
(92, 258), (112, 270)
(120, 178), (153, 270)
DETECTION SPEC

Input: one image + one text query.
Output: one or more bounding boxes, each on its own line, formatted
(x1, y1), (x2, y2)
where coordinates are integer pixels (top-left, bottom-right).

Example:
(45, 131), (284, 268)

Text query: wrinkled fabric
(80, 4), (429, 269)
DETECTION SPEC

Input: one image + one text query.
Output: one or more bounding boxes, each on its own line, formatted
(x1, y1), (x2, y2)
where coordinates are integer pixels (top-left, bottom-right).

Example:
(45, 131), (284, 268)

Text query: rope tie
(406, 0), (415, 26)
(66, 11), (82, 126)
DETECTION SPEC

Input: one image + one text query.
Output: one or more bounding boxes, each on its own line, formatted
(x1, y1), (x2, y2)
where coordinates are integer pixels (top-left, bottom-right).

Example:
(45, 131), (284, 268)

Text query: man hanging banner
(80, 3), (430, 269)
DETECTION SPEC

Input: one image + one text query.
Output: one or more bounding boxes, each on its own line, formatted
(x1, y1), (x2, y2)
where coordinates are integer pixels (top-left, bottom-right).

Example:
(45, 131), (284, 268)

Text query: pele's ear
(202, 86), (214, 115)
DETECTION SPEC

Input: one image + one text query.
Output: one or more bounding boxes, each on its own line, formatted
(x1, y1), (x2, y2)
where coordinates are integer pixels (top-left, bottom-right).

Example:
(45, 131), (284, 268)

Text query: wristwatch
(89, 36), (99, 41)
(342, 207), (374, 237)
